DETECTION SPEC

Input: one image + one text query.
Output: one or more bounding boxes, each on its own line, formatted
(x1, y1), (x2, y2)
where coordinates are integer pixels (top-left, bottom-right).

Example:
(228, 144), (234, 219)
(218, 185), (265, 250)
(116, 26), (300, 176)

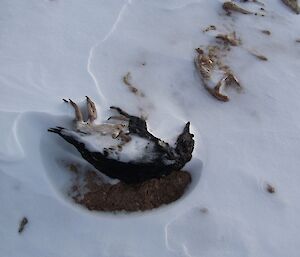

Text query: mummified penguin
(48, 97), (194, 184)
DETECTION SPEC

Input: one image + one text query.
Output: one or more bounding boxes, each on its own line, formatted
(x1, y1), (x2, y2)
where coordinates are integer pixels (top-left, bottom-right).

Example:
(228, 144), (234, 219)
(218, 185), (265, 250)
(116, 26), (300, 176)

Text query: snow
(1, 0), (300, 256)
(78, 131), (159, 163)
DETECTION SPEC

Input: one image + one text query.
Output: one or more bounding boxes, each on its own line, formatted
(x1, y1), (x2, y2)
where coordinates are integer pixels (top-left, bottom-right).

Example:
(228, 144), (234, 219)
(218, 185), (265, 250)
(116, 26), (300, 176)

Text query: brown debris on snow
(18, 217), (28, 234)
(261, 30), (271, 35)
(71, 169), (191, 212)
(195, 46), (241, 102)
(281, 0), (300, 14)
(195, 10), (273, 102)
(203, 25), (217, 32)
(223, 1), (253, 15)
(123, 72), (145, 97)
(223, 1), (266, 16)
(266, 183), (276, 194)
(250, 52), (268, 61)
(216, 32), (241, 46)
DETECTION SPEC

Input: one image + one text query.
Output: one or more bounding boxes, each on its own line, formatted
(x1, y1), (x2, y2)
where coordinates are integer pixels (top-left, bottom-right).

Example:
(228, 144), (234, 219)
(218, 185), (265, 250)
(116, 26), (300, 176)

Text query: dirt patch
(65, 163), (191, 212)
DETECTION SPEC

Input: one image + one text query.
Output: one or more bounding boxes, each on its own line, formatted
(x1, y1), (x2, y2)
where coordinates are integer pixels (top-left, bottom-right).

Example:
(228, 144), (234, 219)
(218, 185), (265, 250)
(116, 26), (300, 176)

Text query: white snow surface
(1, 0), (300, 256)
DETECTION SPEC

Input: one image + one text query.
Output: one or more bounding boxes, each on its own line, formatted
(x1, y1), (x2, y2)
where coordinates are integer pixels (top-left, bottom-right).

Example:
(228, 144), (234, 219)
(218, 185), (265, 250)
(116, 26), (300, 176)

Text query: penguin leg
(69, 99), (83, 122)
(86, 96), (97, 123)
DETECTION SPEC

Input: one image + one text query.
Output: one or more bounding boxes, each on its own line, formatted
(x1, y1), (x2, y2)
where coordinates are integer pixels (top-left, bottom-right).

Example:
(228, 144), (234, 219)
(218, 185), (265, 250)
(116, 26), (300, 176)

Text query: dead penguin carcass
(48, 97), (194, 183)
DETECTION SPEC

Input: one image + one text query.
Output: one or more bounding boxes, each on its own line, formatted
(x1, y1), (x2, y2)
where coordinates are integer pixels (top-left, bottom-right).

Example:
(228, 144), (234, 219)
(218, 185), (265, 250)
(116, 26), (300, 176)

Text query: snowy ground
(1, 0), (300, 256)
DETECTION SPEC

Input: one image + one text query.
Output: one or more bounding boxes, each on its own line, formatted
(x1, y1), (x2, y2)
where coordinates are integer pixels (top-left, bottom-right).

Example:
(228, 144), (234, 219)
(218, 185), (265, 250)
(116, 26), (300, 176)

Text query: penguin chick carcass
(48, 97), (194, 184)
